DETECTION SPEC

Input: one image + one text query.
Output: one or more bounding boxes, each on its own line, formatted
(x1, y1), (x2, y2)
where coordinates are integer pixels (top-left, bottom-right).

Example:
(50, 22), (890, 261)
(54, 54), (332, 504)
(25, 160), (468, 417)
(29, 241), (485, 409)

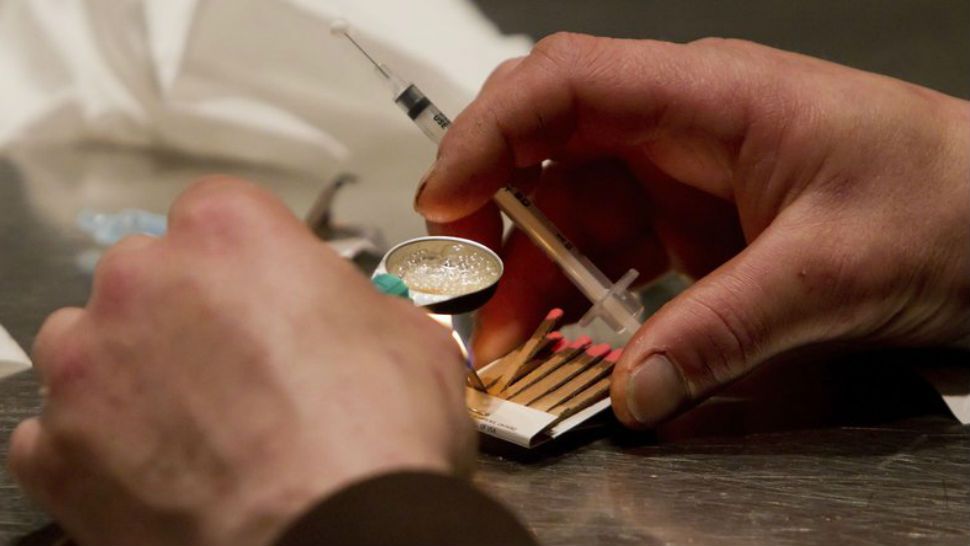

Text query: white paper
(0, 324), (31, 379)
(0, 0), (530, 164)
(918, 365), (970, 425)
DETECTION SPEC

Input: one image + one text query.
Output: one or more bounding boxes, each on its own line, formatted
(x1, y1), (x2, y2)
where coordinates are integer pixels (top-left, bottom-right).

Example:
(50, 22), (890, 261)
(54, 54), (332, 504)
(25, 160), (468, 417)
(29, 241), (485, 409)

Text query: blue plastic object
(77, 209), (167, 246)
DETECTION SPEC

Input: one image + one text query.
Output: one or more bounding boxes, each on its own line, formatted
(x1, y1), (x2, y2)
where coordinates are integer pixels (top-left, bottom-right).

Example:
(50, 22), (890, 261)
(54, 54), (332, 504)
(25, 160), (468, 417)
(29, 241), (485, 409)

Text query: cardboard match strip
(502, 335), (592, 399)
(488, 309), (564, 394)
(507, 343), (611, 406)
(529, 348), (622, 412)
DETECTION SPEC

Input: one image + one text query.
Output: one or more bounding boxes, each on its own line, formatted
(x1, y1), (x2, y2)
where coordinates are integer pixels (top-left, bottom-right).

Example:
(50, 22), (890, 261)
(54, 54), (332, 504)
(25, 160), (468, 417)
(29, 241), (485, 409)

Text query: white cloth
(0, 0), (530, 238)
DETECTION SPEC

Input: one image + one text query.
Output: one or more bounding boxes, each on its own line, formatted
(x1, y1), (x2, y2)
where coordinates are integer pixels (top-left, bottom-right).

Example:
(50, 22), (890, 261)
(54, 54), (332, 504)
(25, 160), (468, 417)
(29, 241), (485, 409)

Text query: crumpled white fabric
(0, 0), (530, 187)
(0, 0), (530, 378)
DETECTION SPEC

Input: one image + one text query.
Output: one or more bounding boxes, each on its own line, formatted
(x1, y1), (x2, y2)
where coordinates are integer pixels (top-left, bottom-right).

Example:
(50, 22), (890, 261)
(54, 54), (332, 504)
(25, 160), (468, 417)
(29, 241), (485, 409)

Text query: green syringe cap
(371, 273), (410, 299)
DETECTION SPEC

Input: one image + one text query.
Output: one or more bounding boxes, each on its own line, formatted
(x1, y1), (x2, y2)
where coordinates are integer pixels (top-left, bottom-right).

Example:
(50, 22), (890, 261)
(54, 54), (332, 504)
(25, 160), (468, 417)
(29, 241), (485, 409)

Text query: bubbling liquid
(388, 243), (501, 296)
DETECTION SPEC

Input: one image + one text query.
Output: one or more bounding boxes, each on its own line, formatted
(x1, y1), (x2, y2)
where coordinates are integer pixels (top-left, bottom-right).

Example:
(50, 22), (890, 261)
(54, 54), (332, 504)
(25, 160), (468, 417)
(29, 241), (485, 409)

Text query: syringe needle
(330, 21), (391, 80)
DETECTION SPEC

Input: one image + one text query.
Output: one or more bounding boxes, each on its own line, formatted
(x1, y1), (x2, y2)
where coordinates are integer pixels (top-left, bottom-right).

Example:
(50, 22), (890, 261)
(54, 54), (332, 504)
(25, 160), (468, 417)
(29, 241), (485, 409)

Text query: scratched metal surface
(0, 372), (49, 540)
(475, 416), (970, 545)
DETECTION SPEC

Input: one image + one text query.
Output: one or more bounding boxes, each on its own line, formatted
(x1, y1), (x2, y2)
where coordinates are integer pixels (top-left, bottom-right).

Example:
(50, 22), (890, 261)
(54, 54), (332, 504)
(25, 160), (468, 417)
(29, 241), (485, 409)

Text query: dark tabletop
(2, 2), (970, 544)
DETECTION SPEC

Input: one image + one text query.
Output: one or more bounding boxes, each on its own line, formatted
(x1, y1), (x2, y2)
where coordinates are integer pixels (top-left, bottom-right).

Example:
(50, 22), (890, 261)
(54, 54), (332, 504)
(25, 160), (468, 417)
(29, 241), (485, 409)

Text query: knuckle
(33, 308), (79, 361)
(171, 176), (265, 236)
(689, 36), (758, 51)
(180, 174), (251, 201)
(491, 57), (522, 79)
(534, 31), (590, 53)
(532, 31), (591, 68)
(32, 307), (89, 394)
(480, 57), (525, 93)
(98, 236), (148, 273)
(531, 33), (634, 91)
(92, 243), (147, 313)
(44, 335), (91, 394)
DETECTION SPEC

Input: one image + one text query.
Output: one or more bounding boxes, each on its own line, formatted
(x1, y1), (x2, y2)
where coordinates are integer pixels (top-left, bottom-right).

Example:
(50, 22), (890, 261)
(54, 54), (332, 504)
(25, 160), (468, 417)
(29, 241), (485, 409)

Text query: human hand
(415, 34), (970, 428)
(8, 178), (475, 546)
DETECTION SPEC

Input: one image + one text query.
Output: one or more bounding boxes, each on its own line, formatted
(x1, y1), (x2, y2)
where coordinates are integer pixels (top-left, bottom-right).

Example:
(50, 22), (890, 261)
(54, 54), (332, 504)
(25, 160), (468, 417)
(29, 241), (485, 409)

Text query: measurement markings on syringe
(433, 112), (450, 130)
(508, 187), (576, 251)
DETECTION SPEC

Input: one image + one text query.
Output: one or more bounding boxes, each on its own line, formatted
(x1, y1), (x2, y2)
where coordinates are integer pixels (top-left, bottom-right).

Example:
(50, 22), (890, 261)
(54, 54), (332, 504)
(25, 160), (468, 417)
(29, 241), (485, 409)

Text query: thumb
(611, 225), (832, 428)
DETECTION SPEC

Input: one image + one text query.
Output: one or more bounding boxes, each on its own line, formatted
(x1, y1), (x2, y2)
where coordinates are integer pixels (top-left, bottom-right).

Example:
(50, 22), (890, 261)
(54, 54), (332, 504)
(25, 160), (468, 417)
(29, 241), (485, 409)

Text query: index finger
(414, 33), (786, 223)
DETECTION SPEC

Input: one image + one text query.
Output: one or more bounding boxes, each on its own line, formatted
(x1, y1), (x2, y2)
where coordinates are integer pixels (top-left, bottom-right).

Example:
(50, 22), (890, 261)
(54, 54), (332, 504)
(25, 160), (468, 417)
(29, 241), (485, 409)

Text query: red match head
(585, 343), (611, 358)
(545, 331), (567, 352)
(545, 308), (565, 321)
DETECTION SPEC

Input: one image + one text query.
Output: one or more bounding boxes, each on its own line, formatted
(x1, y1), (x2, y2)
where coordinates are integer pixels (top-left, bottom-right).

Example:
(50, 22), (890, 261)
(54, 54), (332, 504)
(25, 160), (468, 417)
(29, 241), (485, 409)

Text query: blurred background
(474, 0), (970, 99)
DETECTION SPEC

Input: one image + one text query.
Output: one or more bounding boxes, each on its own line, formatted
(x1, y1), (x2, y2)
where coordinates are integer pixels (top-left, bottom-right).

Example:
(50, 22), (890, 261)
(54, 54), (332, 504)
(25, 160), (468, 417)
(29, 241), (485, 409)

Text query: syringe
(333, 23), (644, 337)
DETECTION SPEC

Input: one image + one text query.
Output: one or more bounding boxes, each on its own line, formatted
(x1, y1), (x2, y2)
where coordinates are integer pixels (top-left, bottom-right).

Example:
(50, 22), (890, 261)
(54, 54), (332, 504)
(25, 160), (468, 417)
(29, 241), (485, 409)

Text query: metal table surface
(1, 148), (968, 545)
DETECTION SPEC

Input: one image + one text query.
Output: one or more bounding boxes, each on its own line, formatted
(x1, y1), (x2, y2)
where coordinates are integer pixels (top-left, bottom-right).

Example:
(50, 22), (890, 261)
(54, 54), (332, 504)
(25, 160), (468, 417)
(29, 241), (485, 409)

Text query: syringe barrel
(500, 186), (643, 333)
(395, 85), (450, 144)
(493, 187), (612, 303)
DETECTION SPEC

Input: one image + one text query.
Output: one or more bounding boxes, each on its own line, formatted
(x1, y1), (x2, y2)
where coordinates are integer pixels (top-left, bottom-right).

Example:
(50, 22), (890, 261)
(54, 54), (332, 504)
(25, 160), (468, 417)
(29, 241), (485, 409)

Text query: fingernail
(413, 160), (437, 213)
(626, 354), (686, 426)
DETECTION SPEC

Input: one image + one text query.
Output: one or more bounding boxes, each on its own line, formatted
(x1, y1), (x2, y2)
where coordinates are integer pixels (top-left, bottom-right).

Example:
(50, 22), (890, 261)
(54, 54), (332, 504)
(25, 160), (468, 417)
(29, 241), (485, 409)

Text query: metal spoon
(371, 236), (503, 314)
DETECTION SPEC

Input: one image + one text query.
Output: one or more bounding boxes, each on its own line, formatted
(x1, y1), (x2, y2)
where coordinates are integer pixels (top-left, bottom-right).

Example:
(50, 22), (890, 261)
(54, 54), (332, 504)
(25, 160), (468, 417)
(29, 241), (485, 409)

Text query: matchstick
(481, 331), (564, 389)
(502, 335), (591, 398)
(507, 343), (610, 406)
(547, 377), (612, 419)
(507, 332), (566, 384)
(530, 348), (622, 412)
(488, 308), (564, 395)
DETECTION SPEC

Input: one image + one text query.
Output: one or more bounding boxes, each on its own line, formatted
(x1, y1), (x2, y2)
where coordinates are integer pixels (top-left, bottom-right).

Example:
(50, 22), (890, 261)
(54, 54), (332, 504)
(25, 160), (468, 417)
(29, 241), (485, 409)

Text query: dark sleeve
(275, 471), (538, 546)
